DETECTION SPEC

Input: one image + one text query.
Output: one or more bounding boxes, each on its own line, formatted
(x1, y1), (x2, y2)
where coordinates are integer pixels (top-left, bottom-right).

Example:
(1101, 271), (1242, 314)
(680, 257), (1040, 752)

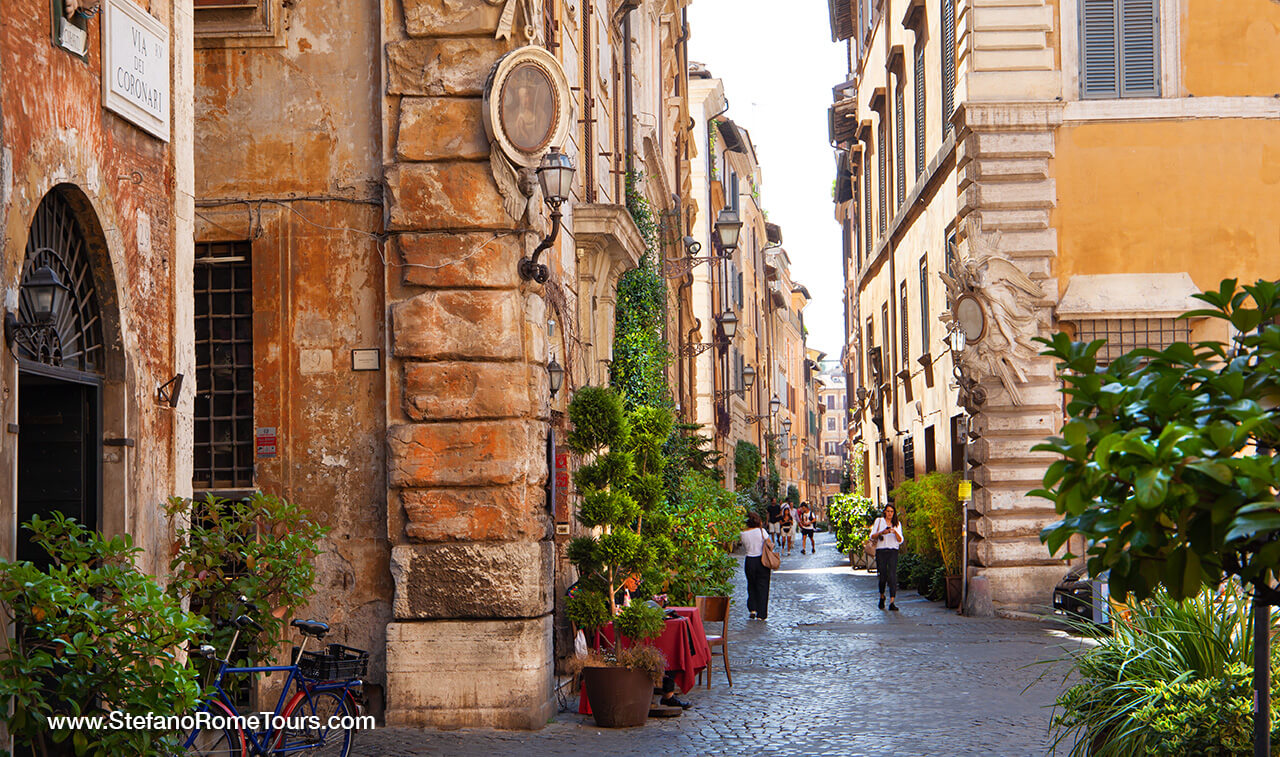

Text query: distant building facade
(828, 0), (1280, 615)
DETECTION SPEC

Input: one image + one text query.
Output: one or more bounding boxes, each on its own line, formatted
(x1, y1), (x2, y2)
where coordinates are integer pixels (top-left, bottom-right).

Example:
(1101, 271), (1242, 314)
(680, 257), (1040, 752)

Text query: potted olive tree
(564, 387), (676, 727)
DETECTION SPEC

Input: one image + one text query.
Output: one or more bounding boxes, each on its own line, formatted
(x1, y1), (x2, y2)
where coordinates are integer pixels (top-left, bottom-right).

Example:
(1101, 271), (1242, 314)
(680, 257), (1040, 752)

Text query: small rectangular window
(1081, 0), (1160, 99)
(1073, 317), (1190, 364)
(902, 436), (915, 481)
(925, 425), (937, 473)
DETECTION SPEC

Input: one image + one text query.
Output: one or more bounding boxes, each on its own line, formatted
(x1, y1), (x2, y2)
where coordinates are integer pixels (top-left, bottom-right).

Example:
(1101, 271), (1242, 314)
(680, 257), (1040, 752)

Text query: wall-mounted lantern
(518, 147), (576, 284)
(714, 207), (743, 253)
(5, 266), (70, 360)
(547, 355), (565, 397)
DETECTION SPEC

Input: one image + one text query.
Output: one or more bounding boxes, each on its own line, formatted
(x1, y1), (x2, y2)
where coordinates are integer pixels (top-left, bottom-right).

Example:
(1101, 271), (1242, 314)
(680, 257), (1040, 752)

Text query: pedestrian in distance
(798, 503), (817, 554)
(869, 503), (904, 611)
(741, 512), (773, 620)
(767, 500), (783, 546)
(780, 501), (795, 555)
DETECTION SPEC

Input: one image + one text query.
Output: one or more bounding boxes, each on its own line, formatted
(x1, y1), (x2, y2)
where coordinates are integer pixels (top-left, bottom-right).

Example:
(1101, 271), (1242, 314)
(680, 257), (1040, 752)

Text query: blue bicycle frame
(182, 626), (361, 756)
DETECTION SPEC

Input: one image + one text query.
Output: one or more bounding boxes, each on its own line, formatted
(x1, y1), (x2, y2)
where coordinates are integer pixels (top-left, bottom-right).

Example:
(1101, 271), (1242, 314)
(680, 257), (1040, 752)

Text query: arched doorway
(15, 188), (107, 565)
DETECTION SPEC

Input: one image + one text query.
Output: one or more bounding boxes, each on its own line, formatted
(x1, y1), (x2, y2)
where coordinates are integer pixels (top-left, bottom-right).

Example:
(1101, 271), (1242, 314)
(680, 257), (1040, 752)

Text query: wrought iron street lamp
(519, 148), (576, 284)
(678, 309), (739, 357)
(714, 207), (742, 253)
(782, 417), (792, 436)
(661, 207), (743, 279)
(747, 394), (781, 425)
(547, 355), (565, 397)
(716, 362), (756, 401)
(6, 265), (70, 360)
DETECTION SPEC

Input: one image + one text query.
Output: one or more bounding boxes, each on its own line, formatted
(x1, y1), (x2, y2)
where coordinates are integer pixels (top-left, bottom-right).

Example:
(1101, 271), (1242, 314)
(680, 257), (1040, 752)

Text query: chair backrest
(695, 596), (730, 637)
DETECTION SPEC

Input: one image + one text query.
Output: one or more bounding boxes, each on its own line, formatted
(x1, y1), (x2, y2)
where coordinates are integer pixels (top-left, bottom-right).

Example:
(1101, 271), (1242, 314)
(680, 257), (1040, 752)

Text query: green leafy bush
(0, 514), (206, 756)
(165, 491), (328, 668)
(663, 422), (723, 506)
(665, 473), (742, 605)
(611, 171), (671, 411)
(828, 492), (876, 554)
(733, 441), (762, 493)
(1049, 583), (1280, 756)
(786, 484), (800, 508)
(891, 471), (961, 573)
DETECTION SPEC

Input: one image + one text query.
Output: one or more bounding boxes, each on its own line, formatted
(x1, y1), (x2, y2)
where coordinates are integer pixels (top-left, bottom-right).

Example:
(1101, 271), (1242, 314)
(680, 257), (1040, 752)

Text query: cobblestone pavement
(364, 532), (1075, 756)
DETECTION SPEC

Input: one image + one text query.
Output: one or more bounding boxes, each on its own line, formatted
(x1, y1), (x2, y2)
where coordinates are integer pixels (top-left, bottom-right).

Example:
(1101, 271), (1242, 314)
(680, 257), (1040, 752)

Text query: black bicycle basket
(293, 643), (369, 681)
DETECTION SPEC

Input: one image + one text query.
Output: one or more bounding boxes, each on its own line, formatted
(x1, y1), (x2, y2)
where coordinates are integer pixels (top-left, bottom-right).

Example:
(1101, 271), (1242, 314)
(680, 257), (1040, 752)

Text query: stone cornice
(572, 203), (645, 274)
(954, 102), (1065, 133)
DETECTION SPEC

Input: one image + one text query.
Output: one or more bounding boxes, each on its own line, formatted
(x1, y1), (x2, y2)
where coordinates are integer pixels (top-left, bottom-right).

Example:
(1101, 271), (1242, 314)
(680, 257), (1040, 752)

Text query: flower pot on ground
(582, 666), (654, 728)
(945, 574), (963, 608)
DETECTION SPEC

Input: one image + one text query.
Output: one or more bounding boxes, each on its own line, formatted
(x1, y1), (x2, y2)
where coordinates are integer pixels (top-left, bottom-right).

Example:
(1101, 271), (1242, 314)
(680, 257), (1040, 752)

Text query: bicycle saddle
(291, 619), (330, 639)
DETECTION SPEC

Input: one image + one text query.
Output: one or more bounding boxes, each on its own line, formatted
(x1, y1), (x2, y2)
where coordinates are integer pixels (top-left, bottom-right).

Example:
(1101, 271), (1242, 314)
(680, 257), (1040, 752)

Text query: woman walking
(869, 503), (904, 611)
(741, 512), (773, 620)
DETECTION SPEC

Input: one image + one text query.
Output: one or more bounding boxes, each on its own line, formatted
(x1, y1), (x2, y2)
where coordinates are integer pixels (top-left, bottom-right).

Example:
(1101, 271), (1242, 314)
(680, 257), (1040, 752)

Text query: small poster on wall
(102, 0), (170, 141)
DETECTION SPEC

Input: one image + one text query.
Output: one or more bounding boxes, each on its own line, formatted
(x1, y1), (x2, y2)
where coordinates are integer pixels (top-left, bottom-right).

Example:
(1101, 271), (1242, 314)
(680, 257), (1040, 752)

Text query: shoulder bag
(760, 528), (781, 570)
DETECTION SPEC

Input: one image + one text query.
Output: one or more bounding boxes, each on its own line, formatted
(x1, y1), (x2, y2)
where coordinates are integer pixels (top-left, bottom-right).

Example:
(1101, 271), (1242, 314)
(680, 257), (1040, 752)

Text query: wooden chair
(694, 595), (732, 688)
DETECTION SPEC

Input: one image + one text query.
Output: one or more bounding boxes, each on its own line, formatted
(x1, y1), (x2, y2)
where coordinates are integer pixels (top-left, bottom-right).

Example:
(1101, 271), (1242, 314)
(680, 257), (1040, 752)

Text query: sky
(687, 0), (849, 362)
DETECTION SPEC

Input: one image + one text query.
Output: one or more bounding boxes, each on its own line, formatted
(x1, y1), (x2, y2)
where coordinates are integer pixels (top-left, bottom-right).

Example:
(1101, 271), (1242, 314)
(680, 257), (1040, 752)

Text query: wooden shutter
(914, 42), (926, 178)
(941, 0), (956, 135)
(1120, 0), (1159, 96)
(1081, 0), (1119, 98)
(919, 258), (930, 349)
(878, 120), (887, 234)
(863, 158), (873, 258)
(894, 84), (906, 207)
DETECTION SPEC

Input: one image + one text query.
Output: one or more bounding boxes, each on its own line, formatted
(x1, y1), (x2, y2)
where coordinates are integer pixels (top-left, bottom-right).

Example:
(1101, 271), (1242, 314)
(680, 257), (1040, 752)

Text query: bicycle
(179, 605), (366, 757)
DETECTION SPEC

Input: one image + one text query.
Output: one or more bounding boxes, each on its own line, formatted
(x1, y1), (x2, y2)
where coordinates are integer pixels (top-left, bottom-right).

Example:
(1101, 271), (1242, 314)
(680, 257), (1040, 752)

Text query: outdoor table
(577, 606), (713, 714)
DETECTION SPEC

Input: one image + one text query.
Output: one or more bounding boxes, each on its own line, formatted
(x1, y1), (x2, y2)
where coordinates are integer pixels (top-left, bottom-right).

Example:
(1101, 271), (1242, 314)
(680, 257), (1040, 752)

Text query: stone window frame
(1059, 0), (1181, 115)
(194, 0), (287, 48)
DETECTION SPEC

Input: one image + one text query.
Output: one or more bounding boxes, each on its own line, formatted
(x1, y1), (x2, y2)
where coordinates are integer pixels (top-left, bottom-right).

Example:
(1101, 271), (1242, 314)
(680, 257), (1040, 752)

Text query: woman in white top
(868, 503), (905, 611)
(740, 512), (772, 620)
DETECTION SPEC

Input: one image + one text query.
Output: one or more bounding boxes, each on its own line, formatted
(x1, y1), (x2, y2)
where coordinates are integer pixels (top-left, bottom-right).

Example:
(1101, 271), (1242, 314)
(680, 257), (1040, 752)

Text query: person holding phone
(869, 503), (904, 611)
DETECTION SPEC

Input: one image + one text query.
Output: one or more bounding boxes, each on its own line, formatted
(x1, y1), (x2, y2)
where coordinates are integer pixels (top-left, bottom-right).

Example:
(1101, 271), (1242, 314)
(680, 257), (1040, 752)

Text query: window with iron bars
(193, 241), (255, 491)
(1072, 317), (1193, 365)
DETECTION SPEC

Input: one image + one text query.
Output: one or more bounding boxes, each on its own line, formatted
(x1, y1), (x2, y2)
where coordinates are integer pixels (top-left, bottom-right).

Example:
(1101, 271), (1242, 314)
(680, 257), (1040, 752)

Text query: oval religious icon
(484, 46), (572, 169)
(500, 61), (558, 154)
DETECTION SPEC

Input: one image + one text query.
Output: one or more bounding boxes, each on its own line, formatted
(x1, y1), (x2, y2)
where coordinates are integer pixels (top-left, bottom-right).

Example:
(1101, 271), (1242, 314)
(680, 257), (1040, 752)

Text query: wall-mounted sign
(958, 479), (973, 501)
(255, 427), (277, 457)
(51, 0), (90, 58)
(554, 450), (570, 523)
(351, 349), (381, 371)
(102, 0), (169, 141)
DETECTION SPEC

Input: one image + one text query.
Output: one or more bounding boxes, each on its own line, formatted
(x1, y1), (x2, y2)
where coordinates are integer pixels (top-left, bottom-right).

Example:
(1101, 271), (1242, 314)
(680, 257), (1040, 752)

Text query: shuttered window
(919, 258), (930, 351)
(864, 156), (873, 257)
(900, 281), (909, 365)
(941, 0), (956, 135)
(914, 41), (926, 178)
(1081, 0), (1160, 99)
(878, 120), (887, 234)
(894, 83), (906, 207)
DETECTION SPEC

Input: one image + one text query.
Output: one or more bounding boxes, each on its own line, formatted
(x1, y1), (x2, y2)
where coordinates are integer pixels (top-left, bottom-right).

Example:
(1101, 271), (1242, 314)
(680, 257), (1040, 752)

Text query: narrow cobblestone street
(366, 532), (1071, 756)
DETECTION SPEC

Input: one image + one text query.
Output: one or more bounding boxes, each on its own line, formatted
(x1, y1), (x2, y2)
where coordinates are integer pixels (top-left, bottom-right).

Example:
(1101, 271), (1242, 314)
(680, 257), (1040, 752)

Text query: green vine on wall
(610, 170), (672, 411)
(708, 119), (720, 182)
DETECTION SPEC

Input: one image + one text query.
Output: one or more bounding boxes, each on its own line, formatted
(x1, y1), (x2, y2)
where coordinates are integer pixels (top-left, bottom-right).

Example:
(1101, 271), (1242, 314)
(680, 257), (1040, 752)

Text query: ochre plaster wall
(1181, 0), (1280, 97)
(1054, 119), (1280, 289)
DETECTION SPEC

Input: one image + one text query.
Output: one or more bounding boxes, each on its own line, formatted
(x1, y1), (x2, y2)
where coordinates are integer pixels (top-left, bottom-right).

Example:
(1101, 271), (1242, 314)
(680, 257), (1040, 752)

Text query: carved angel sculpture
(939, 216), (1046, 406)
(491, 145), (547, 234)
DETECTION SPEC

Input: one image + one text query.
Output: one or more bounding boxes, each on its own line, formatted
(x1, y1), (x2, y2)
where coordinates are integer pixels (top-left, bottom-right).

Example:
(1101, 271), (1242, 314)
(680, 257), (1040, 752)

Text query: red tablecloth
(577, 607), (713, 714)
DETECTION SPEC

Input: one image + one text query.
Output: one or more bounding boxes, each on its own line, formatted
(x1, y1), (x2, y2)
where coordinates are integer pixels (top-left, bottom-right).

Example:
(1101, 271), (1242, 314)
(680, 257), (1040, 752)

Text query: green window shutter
(1081, 0), (1119, 99)
(895, 84), (906, 207)
(1120, 0), (1159, 97)
(941, 0), (956, 135)
(914, 42), (926, 178)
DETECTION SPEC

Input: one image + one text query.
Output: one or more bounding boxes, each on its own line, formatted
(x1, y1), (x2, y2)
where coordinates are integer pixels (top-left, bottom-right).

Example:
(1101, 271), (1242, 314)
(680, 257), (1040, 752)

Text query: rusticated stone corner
(385, 163), (512, 231)
(401, 0), (503, 38)
(386, 38), (507, 97)
(395, 232), (524, 289)
(403, 361), (540, 420)
(390, 541), (554, 619)
(397, 97), (489, 162)
(387, 420), (543, 488)
(401, 487), (547, 542)
(391, 289), (523, 360)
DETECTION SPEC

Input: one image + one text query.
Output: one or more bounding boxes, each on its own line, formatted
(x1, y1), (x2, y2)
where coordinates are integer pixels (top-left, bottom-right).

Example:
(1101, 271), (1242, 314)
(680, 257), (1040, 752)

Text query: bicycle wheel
(273, 689), (353, 757)
(181, 701), (244, 756)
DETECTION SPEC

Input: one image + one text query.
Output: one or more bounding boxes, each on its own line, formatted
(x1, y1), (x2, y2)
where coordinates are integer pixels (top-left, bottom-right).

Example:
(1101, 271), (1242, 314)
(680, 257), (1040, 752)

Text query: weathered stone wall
(0, 0), (193, 576)
(381, 0), (555, 729)
(193, 0), (392, 710)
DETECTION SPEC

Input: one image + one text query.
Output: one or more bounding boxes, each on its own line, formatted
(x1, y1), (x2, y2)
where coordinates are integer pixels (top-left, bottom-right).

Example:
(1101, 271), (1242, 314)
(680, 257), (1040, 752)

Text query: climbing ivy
(610, 171), (672, 411)
(708, 119), (720, 181)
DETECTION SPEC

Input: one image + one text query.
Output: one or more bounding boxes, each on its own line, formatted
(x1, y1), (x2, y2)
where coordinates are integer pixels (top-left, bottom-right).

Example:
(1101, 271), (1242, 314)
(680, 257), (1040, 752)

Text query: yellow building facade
(829, 0), (1280, 615)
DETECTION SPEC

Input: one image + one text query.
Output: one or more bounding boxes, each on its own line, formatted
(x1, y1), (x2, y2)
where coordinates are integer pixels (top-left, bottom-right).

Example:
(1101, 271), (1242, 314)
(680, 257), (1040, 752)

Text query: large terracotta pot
(582, 666), (652, 728)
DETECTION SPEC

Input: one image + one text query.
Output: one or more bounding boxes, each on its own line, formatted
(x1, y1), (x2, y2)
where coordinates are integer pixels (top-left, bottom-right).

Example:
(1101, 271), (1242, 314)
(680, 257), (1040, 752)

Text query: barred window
(1073, 317), (1191, 364)
(193, 242), (255, 490)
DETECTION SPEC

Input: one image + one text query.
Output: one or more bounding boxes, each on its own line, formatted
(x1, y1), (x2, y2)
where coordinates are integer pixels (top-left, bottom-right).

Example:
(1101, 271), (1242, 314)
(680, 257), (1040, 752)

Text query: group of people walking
(740, 502), (905, 619)
(765, 501), (817, 554)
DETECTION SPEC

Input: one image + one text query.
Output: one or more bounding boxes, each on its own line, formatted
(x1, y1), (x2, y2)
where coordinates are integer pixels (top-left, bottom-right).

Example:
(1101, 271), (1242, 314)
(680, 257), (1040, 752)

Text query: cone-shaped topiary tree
(565, 387), (674, 641)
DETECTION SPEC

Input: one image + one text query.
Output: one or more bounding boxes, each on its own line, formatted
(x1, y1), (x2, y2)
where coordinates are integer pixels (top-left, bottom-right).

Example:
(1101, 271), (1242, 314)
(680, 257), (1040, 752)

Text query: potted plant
(891, 472), (963, 606)
(564, 387), (675, 727)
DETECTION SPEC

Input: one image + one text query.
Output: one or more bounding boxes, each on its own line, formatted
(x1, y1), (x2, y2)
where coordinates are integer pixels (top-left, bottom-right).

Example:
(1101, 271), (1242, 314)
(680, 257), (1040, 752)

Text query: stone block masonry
(380, 0), (555, 729)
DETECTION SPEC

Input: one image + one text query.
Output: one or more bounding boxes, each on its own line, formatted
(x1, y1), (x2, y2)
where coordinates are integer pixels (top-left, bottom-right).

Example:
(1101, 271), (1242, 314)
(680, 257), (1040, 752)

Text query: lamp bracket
(157, 374), (184, 408)
(4, 312), (62, 365)
(519, 204), (562, 284)
(661, 253), (731, 279)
